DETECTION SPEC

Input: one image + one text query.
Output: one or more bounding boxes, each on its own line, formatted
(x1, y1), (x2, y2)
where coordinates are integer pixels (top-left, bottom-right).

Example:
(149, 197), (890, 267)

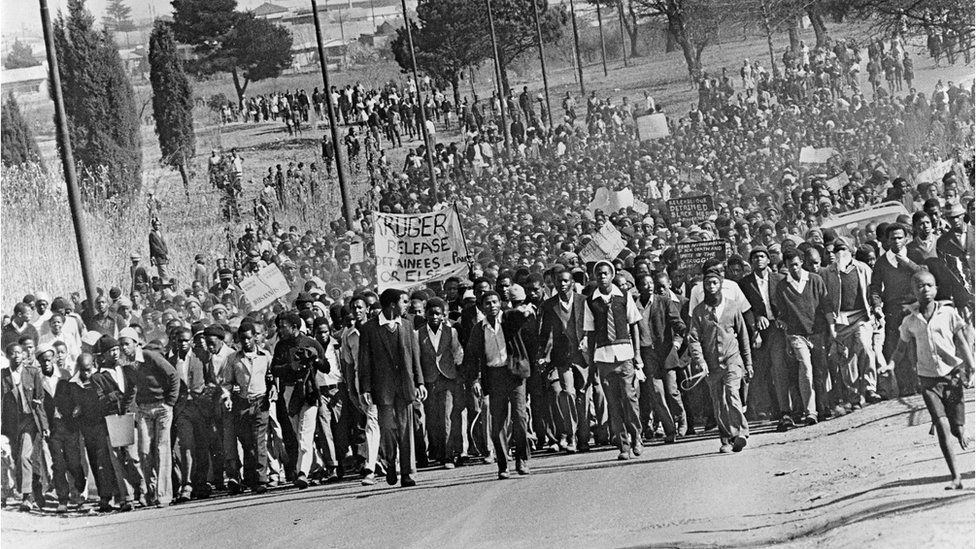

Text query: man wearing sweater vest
(869, 223), (923, 396)
(417, 298), (464, 468)
(774, 249), (832, 426)
(582, 261), (644, 460)
(688, 267), (753, 453)
(120, 327), (179, 507)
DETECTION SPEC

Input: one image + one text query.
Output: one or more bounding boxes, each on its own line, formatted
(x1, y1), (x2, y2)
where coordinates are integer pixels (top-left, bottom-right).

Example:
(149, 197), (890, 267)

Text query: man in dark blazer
(538, 268), (589, 451)
(635, 271), (687, 443)
(738, 246), (791, 426)
(1, 343), (48, 511)
(358, 289), (426, 487)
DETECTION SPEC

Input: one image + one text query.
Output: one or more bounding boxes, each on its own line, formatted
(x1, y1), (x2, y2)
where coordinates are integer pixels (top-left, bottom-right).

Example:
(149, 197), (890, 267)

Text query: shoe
(547, 443), (561, 453)
(323, 471), (340, 484)
(719, 444), (733, 454)
(497, 470), (510, 480)
(776, 415), (794, 432)
(361, 473), (376, 486)
(732, 436), (747, 452)
(558, 436), (569, 450)
(516, 462), (530, 475)
(632, 443), (643, 457)
(294, 474), (309, 490)
(227, 480), (243, 495)
(564, 443), (578, 453)
(386, 467), (398, 486)
(97, 501), (115, 513)
(118, 502), (133, 512)
(865, 392), (883, 404)
(851, 402), (863, 411)
(664, 435), (676, 444)
(18, 499), (36, 512)
(482, 455), (495, 464)
(818, 410), (832, 422)
(400, 475), (416, 488)
(443, 461), (456, 470)
(617, 451), (631, 461)
(374, 463), (386, 477)
(253, 484), (268, 494)
(803, 414), (818, 426)
(578, 443), (590, 453)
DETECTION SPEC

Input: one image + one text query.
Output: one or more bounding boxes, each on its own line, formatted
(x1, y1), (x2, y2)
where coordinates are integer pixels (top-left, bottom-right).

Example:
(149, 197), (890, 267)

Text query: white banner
(349, 241), (364, 264)
(373, 207), (469, 290)
(240, 264), (291, 312)
(588, 187), (635, 214)
(579, 221), (627, 263)
(799, 146), (838, 164)
(824, 172), (850, 191)
(637, 113), (669, 140)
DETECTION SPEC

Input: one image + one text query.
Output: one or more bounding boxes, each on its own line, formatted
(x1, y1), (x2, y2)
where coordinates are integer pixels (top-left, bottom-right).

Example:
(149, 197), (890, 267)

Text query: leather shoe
(516, 463), (530, 476)
(294, 474), (309, 490)
(400, 476), (416, 488)
(732, 436), (747, 452)
(442, 461), (456, 470)
(497, 470), (510, 480)
(386, 468), (398, 486)
(616, 451), (631, 461)
(632, 443), (643, 457)
(719, 444), (733, 454)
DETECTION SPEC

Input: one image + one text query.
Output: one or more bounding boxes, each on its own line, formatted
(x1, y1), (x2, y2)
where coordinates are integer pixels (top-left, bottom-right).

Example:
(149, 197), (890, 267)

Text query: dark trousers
(424, 375), (464, 462)
(49, 427), (85, 504)
(229, 396), (269, 488)
(172, 399), (212, 494)
(884, 311), (917, 396)
(378, 398), (415, 478)
(487, 368), (529, 473)
(752, 326), (789, 416)
(596, 360), (641, 452)
(548, 362), (586, 446)
(8, 420), (38, 499)
(582, 367), (609, 446)
(81, 423), (116, 501)
(638, 347), (684, 437)
(315, 385), (352, 473)
(528, 368), (556, 449)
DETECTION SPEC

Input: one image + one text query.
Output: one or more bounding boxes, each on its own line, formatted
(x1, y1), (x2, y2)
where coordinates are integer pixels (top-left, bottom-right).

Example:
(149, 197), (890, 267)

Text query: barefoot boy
(889, 271), (974, 489)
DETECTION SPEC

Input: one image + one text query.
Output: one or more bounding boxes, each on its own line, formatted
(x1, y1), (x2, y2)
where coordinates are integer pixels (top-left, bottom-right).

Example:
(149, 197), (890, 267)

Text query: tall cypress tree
(1, 92), (44, 168)
(53, 0), (141, 204)
(149, 21), (195, 199)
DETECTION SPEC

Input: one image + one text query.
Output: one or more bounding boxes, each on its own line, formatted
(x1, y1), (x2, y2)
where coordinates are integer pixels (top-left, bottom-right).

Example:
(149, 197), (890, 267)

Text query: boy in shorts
(889, 271), (974, 489)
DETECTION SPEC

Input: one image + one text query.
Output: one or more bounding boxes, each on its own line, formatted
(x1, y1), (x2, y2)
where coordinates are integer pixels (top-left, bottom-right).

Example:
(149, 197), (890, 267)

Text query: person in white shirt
(311, 316), (352, 483)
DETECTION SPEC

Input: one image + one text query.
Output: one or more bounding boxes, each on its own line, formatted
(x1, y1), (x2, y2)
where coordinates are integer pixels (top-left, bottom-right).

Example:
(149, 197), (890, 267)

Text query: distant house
(1, 64), (48, 96)
(253, 2), (290, 19)
(291, 38), (348, 69)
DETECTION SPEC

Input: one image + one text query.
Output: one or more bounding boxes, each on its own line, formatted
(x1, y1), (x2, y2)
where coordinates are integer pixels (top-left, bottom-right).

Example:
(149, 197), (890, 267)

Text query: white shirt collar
(378, 313), (401, 328)
(885, 247), (907, 266)
(594, 284), (624, 301)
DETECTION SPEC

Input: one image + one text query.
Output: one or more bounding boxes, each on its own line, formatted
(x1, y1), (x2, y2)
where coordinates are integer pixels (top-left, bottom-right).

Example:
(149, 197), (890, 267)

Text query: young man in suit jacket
(738, 246), (791, 427)
(1, 343), (48, 511)
(358, 289), (426, 488)
(417, 298), (464, 468)
(538, 268), (589, 452)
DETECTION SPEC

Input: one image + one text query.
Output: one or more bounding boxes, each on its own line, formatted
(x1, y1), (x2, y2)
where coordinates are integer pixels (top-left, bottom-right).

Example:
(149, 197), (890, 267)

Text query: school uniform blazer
(358, 316), (423, 406)
(0, 366), (49, 438)
(822, 260), (873, 324)
(90, 366), (139, 416)
(538, 293), (586, 367)
(738, 270), (785, 323)
(637, 295), (687, 366)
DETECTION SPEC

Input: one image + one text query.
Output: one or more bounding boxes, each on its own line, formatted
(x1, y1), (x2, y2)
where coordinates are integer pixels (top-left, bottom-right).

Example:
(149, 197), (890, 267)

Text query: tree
(149, 21), (195, 199)
(53, 0), (142, 204)
(4, 39), (40, 69)
(633, 0), (737, 82)
(1, 92), (44, 168)
(619, 0), (643, 57)
(171, 0), (294, 103)
(846, 0), (973, 44)
(390, 0), (488, 109)
(103, 0), (135, 32)
(489, 0), (567, 94)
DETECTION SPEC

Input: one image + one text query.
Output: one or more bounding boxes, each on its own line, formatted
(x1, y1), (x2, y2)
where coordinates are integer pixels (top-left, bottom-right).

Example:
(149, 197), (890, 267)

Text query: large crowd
(2, 35), (975, 513)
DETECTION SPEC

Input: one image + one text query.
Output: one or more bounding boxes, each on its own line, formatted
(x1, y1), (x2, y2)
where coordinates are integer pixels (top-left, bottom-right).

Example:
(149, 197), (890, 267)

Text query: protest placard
(579, 221), (627, 263)
(240, 264), (291, 312)
(588, 187), (635, 214)
(349, 241), (364, 264)
(373, 207), (470, 290)
(915, 159), (954, 183)
(799, 146), (838, 164)
(676, 240), (727, 274)
(633, 198), (649, 215)
(666, 195), (714, 224)
(824, 172), (850, 191)
(637, 113), (669, 141)
(678, 168), (704, 185)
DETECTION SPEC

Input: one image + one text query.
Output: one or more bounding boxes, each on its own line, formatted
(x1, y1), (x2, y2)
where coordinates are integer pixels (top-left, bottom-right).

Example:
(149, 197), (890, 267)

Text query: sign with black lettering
(667, 195), (714, 224)
(373, 207), (469, 290)
(677, 240), (727, 274)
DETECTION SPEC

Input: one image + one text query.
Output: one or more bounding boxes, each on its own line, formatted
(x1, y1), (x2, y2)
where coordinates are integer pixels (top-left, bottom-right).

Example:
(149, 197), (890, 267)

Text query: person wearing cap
(149, 218), (170, 281)
(823, 237), (883, 411)
(774, 248), (832, 425)
(358, 289), (426, 487)
(220, 322), (273, 494)
(738, 246), (789, 425)
(581, 260), (644, 461)
(120, 327), (179, 507)
(90, 335), (144, 512)
(687, 266), (752, 454)
(1, 343), (48, 511)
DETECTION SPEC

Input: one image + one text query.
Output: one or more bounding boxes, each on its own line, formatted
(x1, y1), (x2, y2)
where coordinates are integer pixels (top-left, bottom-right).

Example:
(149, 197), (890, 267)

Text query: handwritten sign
(240, 264), (291, 312)
(373, 207), (469, 290)
(824, 172), (850, 191)
(667, 195), (714, 224)
(349, 241), (364, 264)
(799, 146), (838, 164)
(636, 113), (669, 141)
(579, 221), (627, 263)
(676, 240), (727, 274)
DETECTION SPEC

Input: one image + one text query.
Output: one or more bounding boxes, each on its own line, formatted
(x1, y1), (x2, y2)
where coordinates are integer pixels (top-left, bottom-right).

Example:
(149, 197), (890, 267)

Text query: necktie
(606, 297), (615, 341)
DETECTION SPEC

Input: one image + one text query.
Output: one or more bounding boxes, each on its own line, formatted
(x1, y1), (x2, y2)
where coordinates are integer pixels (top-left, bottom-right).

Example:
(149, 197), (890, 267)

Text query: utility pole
(312, 0), (356, 228)
(38, 0), (97, 316)
(569, 0), (585, 96)
(530, 0), (553, 129)
(617, 0), (628, 67)
(596, 0), (608, 77)
(399, 0), (440, 197)
(485, 0), (510, 148)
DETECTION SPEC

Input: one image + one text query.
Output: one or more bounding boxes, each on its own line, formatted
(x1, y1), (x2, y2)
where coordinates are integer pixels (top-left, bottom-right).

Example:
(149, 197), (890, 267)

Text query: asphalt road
(2, 391), (974, 548)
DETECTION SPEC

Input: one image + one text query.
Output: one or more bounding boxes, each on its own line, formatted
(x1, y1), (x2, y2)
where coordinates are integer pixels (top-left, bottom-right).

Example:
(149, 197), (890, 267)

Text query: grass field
(2, 20), (973, 309)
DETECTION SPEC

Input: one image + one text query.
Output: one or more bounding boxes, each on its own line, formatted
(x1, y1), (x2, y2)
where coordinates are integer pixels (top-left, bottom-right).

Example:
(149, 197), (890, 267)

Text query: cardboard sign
(240, 264), (291, 312)
(678, 168), (704, 185)
(667, 195), (714, 224)
(915, 159), (953, 184)
(579, 221), (627, 263)
(676, 240), (727, 274)
(799, 146), (838, 164)
(636, 113), (669, 140)
(632, 198), (649, 215)
(373, 207), (469, 291)
(588, 187), (635, 214)
(824, 172), (850, 191)
(349, 241), (364, 264)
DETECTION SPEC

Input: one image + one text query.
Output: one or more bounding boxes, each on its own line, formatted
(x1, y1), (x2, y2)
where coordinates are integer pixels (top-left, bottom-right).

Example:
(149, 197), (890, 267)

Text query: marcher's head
(237, 323), (257, 353)
(76, 353), (95, 382)
(94, 335), (120, 368)
(173, 327), (193, 355)
(203, 325), (226, 354)
(425, 298), (446, 329)
(379, 289), (408, 317)
(36, 344), (55, 375)
(911, 270), (937, 305)
(783, 248), (804, 280)
(594, 261), (615, 290)
(5, 344), (24, 368)
(348, 295), (368, 325)
(480, 291), (501, 319)
(885, 223), (908, 253)
(118, 328), (141, 360)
